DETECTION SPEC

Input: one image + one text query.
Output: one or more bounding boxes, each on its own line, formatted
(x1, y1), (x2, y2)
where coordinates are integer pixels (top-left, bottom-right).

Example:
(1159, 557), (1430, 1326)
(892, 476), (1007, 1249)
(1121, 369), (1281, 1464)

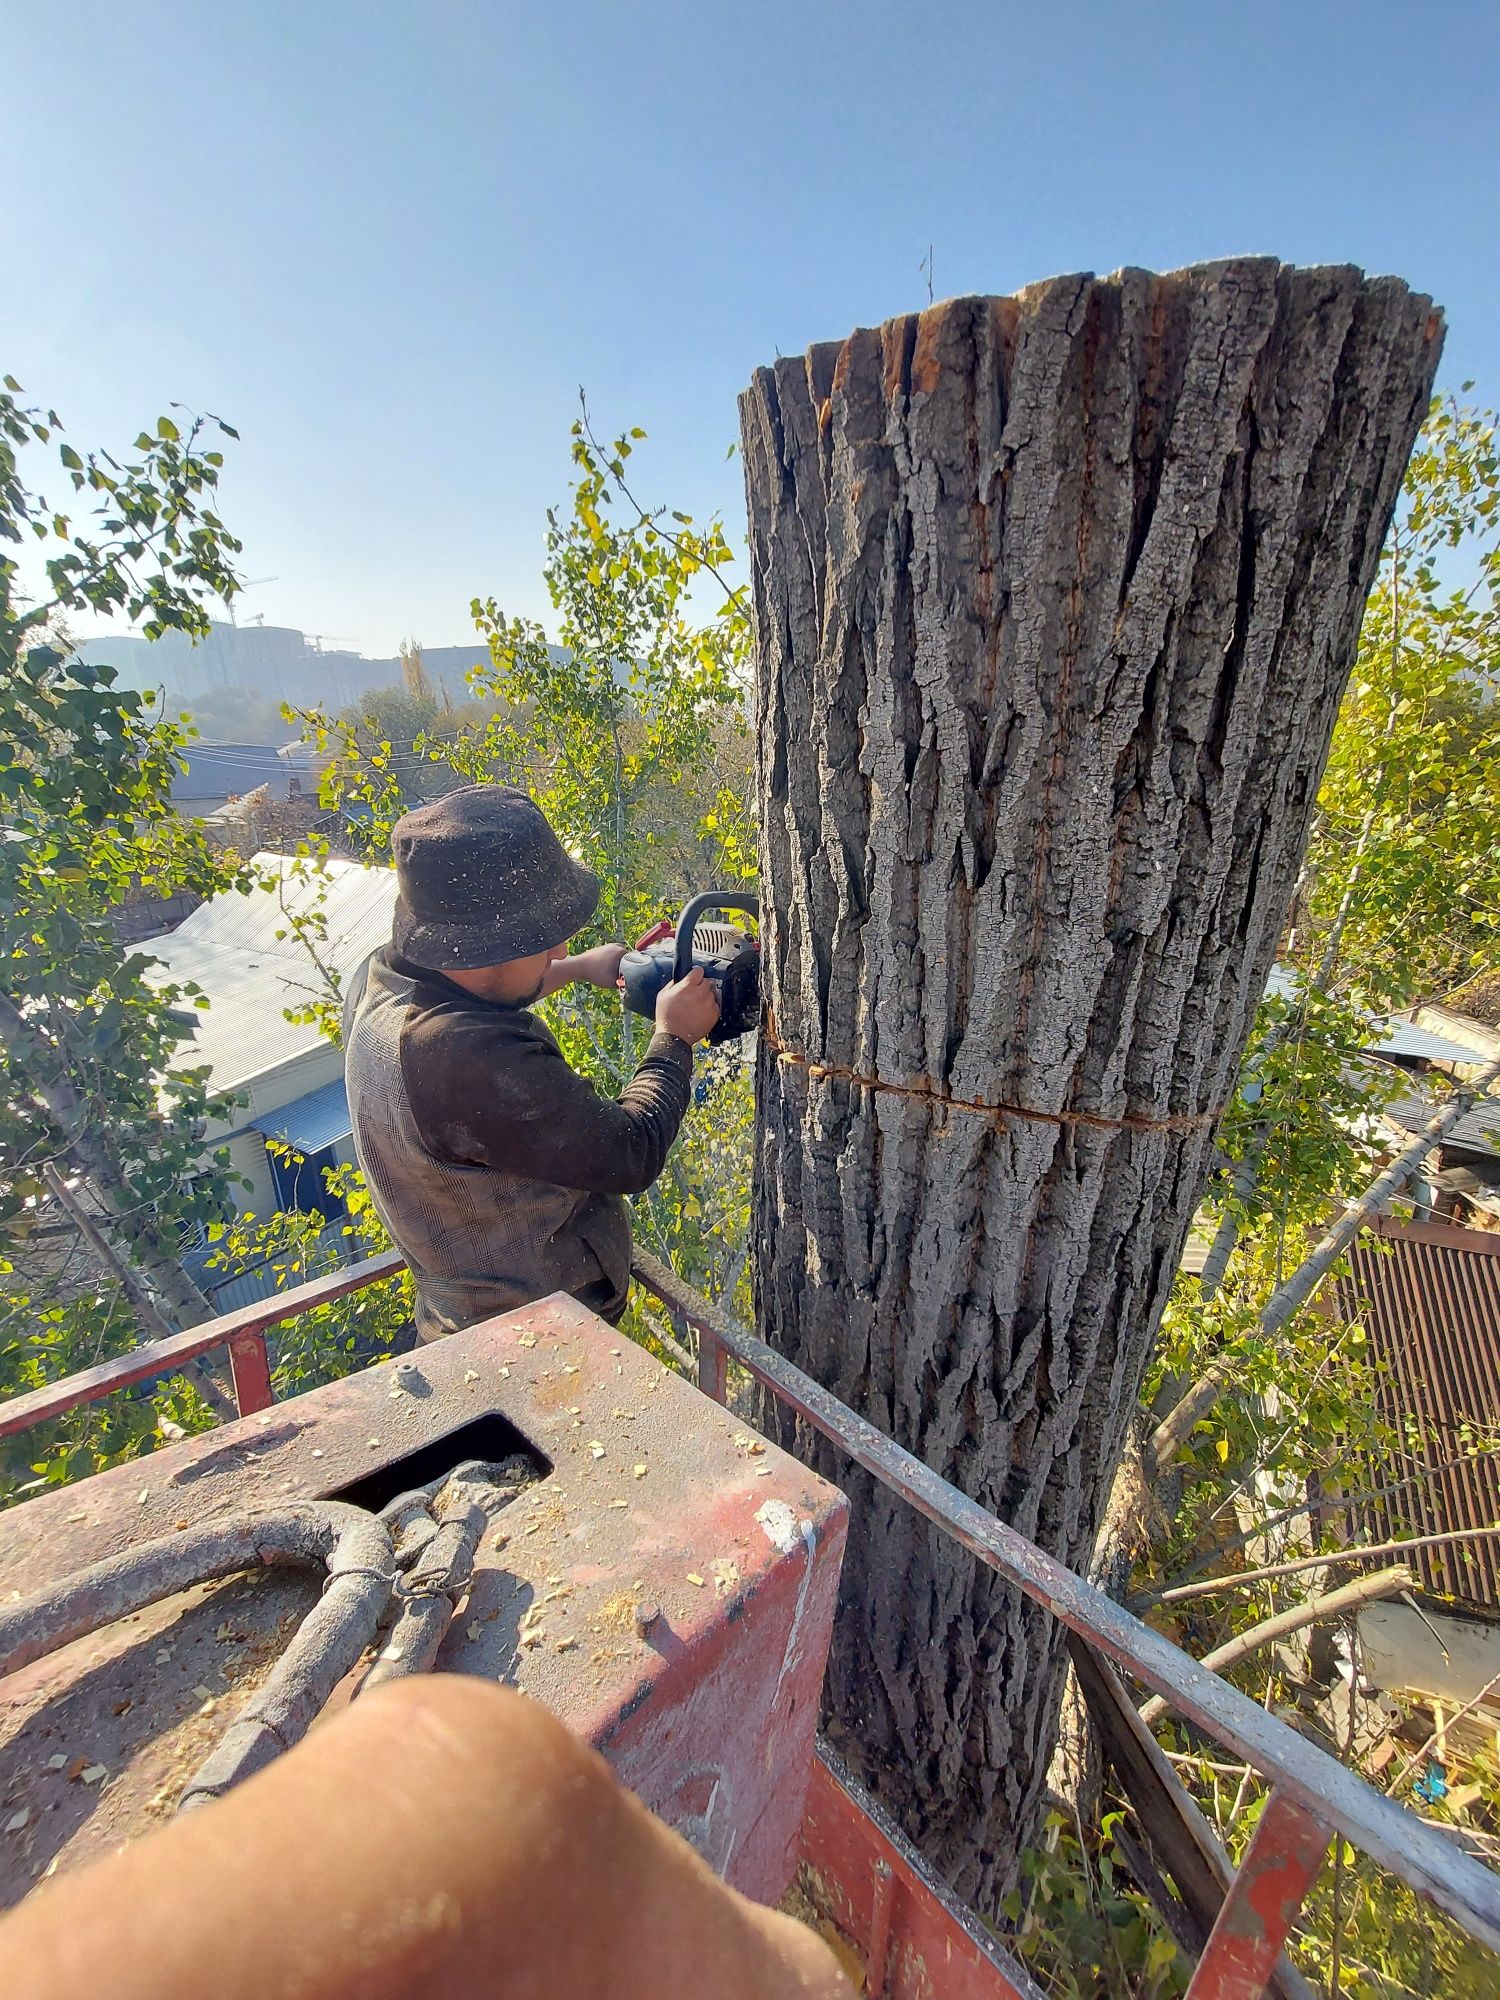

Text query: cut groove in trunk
(739, 260), (1441, 1904)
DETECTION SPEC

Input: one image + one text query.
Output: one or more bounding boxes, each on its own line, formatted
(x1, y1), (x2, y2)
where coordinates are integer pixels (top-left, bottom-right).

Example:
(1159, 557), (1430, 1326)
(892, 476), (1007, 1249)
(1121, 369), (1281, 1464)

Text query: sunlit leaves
(0, 384), (248, 1499)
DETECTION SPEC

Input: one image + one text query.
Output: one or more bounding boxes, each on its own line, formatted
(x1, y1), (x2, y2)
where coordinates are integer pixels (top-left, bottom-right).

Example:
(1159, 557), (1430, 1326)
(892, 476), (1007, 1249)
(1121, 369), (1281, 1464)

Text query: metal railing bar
(0, 1251), (406, 1439)
(627, 1250), (1500, 1956)
(6, 1244), (1497, 1959)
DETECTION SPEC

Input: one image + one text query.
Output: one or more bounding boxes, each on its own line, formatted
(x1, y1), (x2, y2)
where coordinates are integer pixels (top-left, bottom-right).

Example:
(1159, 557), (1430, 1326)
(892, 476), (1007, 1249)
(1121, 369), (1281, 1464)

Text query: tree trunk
(738, 261), (1441, 1904)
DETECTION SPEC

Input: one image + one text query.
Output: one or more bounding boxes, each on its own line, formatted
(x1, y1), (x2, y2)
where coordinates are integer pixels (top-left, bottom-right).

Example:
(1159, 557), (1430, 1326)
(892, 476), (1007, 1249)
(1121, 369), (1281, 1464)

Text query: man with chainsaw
(344, 785), (719, 1342)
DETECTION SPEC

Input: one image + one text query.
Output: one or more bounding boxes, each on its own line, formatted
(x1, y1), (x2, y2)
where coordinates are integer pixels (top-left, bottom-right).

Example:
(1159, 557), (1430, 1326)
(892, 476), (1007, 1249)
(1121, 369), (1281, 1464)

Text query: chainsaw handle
(673, 893), (760, 981)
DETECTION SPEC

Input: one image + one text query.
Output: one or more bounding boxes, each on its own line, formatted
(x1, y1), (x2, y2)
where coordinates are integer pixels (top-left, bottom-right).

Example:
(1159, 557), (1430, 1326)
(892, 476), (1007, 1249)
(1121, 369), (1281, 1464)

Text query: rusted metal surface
(0, 1251), (405, 1439)
(630, 1254), (1500, 1957)
(1069, 1639), (1315, 2000)
(226, 1331), (276, 1418)
(9, 1252), (1500, 1975)
(798, 1745), (1044, 2000)
(1184, 1792), (1330, 2000)
(1332, 1218), (1500, 1609)
(697, 1318), (729, 1404)
(0, 1293), (845, 1909)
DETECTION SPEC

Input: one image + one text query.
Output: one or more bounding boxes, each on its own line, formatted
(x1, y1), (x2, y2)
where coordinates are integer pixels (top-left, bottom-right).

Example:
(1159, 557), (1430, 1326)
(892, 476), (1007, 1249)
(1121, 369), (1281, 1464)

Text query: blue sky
(7, 1), (1496, 658)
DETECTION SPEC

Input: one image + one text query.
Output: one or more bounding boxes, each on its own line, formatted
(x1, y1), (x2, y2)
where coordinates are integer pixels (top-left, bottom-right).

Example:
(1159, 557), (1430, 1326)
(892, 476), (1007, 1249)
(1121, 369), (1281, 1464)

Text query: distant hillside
(73, 623), (495, 714)
(76, 624), (632, 750)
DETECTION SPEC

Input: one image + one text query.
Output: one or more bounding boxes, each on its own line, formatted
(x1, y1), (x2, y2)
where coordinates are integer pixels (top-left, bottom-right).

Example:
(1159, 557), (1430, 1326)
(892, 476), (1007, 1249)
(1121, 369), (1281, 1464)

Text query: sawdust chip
(464, 1369), (481, 1383)
(588, 1441), (606, 1458)
(136, 1490), (149, 1505)
(466, 1622), (483, 1642)
(499, 1365), (510, 1378)
(80, 1765), (107, 1786)
(633, 1463), (648, 1479)
(45, 1755), (67, 1772)
(755, 1465), (774, 1478)
(555, 1635), (578, 1652)
(311, 1448), (325, 1459)
(686, 1573), (705, 1589)
(517, 1334), (537, 1349)
(608, 1499), (629, 1510)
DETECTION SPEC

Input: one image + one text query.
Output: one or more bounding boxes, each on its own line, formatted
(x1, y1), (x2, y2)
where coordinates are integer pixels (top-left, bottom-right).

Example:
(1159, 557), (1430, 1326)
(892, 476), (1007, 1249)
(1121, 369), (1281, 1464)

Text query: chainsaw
(618, 893), (761, 1044)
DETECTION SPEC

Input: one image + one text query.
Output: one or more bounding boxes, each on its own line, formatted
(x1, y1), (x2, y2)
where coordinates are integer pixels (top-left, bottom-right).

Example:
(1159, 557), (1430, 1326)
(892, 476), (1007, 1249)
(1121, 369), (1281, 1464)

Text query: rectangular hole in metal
(330, 1412), (551, 1513)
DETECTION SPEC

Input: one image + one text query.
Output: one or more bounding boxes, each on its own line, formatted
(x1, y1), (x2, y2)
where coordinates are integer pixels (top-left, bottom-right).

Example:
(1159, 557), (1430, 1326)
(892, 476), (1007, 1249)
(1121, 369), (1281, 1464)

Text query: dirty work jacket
(343, 948), (693, 1342)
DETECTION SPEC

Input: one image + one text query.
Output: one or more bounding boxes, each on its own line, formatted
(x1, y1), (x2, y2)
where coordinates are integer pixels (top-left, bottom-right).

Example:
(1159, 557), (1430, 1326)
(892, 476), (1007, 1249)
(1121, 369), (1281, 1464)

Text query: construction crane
(225, 577), (277, 627)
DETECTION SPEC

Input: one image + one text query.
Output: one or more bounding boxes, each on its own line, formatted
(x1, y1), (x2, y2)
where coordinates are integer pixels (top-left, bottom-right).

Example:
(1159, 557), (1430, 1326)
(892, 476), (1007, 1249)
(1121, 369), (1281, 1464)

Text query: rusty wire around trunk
(759, 1012), (1225, 1137)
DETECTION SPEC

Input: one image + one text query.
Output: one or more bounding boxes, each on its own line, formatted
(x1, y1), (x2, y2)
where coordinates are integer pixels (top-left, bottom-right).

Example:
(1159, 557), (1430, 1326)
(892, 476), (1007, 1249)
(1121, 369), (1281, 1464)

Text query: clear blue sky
(7, 0), (1496, 658)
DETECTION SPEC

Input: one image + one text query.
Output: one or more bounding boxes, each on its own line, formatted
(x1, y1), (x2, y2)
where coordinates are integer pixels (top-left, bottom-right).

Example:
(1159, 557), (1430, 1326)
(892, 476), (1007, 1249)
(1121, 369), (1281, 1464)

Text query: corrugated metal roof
(1369, 1019), (1483, 1067)
(1332, 1220), (1500, 1612)
(1415, 1006), (1500, 1064)
(256, 1078), (351, 1155)
(1261, 972), (1483, 1069)
(1384, 1089), (1500, 1161)
(143, 853), (396, 1096)
(171, 743), (291, 801)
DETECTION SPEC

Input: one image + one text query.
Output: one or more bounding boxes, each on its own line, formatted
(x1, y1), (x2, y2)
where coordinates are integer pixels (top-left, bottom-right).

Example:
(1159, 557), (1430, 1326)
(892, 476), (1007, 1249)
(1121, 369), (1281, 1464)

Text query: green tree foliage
(203, 1162), (411, 1398)
(0, 384), (403, 1501)
(1123, 397), (1500, 1997)
(1301, 393), (1500, 1010)
(185, 682), (289, 744)
(301, 411), (757, 1308)
(1151, 398), (1500, 1495)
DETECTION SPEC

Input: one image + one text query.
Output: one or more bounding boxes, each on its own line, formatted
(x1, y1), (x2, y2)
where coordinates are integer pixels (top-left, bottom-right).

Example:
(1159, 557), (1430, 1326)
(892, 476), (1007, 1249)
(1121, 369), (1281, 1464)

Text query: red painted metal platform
(0, 1295), (844, 1910)
(4, 1258), (1500, 1997)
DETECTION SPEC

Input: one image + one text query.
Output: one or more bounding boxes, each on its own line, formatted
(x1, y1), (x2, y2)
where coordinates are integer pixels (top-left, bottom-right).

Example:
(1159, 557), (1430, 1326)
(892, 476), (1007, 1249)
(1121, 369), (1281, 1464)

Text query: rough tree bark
(738, 260), (1441, 1903)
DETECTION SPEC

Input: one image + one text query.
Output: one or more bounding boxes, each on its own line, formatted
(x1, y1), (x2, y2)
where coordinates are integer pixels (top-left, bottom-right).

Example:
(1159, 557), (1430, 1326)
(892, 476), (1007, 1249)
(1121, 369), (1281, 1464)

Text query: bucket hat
(391, 785), (599, 970)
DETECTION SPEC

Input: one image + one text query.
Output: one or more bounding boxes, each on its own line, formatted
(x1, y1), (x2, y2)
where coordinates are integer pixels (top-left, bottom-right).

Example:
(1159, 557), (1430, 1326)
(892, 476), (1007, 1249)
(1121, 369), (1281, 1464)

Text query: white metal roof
(1368, 1018), (1482, 1067)
(142, 853), (396, 1097)
(1384, 1090), (1500, 1161)
(1263, 967), (1484, 1069)
(1414, 1005), (1500, 1064)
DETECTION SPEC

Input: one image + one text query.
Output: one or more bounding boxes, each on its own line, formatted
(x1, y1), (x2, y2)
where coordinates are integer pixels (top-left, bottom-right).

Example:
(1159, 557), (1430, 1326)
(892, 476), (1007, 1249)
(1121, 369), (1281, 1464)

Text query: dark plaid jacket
(344, 949), (692, 1341)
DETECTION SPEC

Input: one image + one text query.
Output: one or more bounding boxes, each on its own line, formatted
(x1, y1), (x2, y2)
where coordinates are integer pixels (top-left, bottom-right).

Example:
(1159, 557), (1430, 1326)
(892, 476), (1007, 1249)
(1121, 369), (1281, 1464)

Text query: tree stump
(738, 261), (1441, 1901)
